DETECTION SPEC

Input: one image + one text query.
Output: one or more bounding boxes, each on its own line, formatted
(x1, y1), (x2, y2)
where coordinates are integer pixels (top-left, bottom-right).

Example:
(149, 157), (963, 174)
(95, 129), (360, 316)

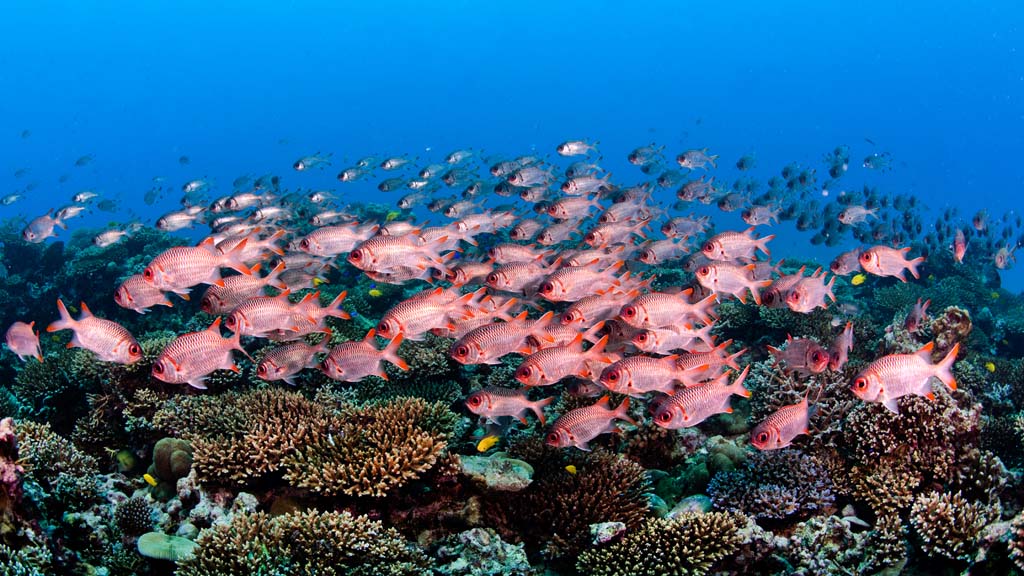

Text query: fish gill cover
(0, 1), (1024, 575)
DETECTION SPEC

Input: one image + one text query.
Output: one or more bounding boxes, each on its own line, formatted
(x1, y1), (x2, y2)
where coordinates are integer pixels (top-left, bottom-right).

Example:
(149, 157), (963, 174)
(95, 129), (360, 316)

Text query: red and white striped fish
(859, 245), (925, 282)
(653, 366), (751, 429)
(5, 321), (42, 362)
(257, 336), (330, 385)
(851, 342), (959, 414)
(466, 387), (555, 425)
(152, 317), (249, 389)
(115, 274), (174, 314)
(143, 237), (253, 295)
(751, 394), (813, 451)
(200, 262), (289, 315)
(320, 330), (408, 382)
(47, 299), (141, 364)
(545, 395), (636, 451)
(515, 335), (610, 386)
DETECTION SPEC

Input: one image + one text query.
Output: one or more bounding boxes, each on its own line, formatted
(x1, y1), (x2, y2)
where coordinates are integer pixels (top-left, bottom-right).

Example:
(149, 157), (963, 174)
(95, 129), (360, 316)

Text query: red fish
(851, 342), (959, 414)
(115, 274), (174, 314)
(951, 229), (968, 264)
(200, 262), (288, 315)
(450, 311), (552, 365)
(599, 354), (706, 396)
(702, 227), (774, 262)
(47, 300), (141, 364)
(377, 287), (477, 341)
(695, 262), (771, 305)
(751, 392), (813, 450)
(320, 330), (408, 382)
(859, 245), (924, 282)
(618, 288), (718, 329)
(652, 366), (750, 429)
(152, 317), (249, 389)
(257, 337), (330, 385)
(515, 334), (610, 386)
(143, 237), (253, 295)
(5, 321), (42, 362)
(828, 321), (854, 372)
(545, 396), (636, 451)
(904, 298), (931, 333)
(466, 387), (555, 425)
(767, 336), (830, 377)
(785, 272), (836, 313)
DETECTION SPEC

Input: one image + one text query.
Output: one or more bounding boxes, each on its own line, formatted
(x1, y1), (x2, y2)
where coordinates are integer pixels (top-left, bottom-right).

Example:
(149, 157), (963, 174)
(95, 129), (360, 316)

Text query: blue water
(1, 1), (1022, 285)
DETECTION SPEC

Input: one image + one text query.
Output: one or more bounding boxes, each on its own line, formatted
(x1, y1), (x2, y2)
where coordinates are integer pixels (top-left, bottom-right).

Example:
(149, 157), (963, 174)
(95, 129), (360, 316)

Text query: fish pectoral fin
(189, 378), (208, 390)
(882, 396), (900, 414)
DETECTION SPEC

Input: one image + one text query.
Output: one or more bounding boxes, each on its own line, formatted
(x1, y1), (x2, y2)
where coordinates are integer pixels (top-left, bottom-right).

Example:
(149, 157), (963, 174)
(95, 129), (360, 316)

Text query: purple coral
(708, 448), (835, 521)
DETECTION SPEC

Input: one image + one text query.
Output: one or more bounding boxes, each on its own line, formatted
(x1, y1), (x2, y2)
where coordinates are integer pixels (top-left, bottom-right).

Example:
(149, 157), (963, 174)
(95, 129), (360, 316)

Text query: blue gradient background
(1, 2), (1021, 285)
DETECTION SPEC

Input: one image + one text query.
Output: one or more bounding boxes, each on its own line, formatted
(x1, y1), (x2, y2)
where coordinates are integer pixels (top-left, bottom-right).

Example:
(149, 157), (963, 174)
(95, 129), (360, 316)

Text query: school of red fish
(7, 141), (973, 452)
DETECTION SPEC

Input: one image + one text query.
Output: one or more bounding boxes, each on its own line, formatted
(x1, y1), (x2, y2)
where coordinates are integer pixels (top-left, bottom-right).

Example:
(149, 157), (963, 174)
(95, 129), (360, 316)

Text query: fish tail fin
(383, 332), (409, 371)
(935, 342), (959, 391)
(709, 154), (719, 168)
(826, 275), (837, 302)
(730, 365), (752, 398)
(327, 290), (351, 320)
(47, 298), (75, 332)
(531, 396), (556, 426)
(229, 324), (253, 362)
(908, 256), (925, 279)
(266, 229), (287, 255)
(222, 238), (253, 275)
(726, 348), (748, 370)
(757, 234), (775, 256)
(267, 261), (288, 290)
(614, 397), (638, 426)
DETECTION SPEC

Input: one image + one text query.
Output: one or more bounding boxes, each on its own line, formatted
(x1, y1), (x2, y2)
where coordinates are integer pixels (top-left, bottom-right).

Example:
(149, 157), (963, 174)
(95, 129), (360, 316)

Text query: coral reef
(176, 510), (433, 576)
(575, 511), (745, 576)
(434, 527), (535, 576)
(113, 496), (153, 536)
(909, 490), (998, 562)
(708, 449), (835, 522)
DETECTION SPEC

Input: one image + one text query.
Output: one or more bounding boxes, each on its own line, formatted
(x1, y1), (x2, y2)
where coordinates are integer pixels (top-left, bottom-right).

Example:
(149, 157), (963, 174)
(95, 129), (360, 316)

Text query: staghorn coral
(154, 388), (342, 489)
(575, 511), (745, 576)
(11, 348), (97, 430)
(284, 397), (457, 497)
(489, 448), (651, 559)
(708, 449), (835, 521)
(0, 542), (52, 576)
(1010, 512), (1024, 572)
(910, 490), (998, 562)
(177, 510), (433, 576)
(849, 454), (921, 517)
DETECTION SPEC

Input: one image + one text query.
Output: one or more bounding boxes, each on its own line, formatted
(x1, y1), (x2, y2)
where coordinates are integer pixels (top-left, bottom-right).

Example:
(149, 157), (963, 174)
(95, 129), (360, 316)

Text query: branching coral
(283, 398), (456, 497)
(708, 449), (835, 521)
(575, 511), (745, 576)
(909, 490), (997, 562)
(487, 448), (651, 559)
(14, 420), (102, 511)
(176, 510), (433, 576)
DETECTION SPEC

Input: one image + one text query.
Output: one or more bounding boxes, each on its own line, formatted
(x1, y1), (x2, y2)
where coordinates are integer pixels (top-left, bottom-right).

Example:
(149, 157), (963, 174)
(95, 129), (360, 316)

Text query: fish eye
(606, 371), (619, 382)
(486, 273), (499, 285)
(859, 252), (871, 262)
(300, 239), (309, 248)
(853, 377), (868, 390)
(257, 364), (267, 375)
(376, 322), (389, 335)
(467, 395), (482, 407)
(455, 345), (469, 357)
(350, 250), (362, 261)
(742, 210), (751, 219)
(756, 432), (769, 444)
(622, 305), (636, 318)
(702, 242), (715, 253)
(830, 261), (840, 272)
(698, 266), (710, 276)
(294, 162), (304, 170)
(129, 344), (141, 356)
(143, 268), (153, 280)
(541, 282), (554, 293)
(637, 332), (648, 342)
(812, 351), (822, 362)
(546, 432), (559, 444)
(152, 362), (164, 374)
(516, 365), (533, 379)
(657, 411), (672, 422)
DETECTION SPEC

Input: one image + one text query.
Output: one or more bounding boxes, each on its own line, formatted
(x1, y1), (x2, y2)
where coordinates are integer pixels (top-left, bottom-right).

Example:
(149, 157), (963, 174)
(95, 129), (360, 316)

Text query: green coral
(15, 420), (102, 510)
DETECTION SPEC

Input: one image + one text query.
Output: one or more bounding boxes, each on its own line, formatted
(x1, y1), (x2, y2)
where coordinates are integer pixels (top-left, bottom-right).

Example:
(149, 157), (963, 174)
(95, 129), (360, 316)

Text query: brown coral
(177, 510), (433, 576)
(575, 511), (745, 576)
(909, 490), (997, 562)
(283, 398), (454, 497)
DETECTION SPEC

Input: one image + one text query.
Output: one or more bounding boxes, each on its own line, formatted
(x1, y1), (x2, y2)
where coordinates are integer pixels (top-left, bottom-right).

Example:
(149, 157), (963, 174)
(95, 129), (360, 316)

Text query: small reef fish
(47, 299), (142, 364)
(293, 152), (332, 171)
(320, 329), (408, 382)
(768, 336), (830, 377)
(599, 354), (706, 396)
(22, 209), (67, 243)
(515, 335), (610, 387)
(701, 227), (774, 262)
(152, 317), (249, 389)
(143, 237), (253, 296)
(115, 274), (175, 314)
(466, 387), (554, 425)
(652, 366), (751, 429)
(5, 321), (42, 362)
(830, 248), (862, 276)
(676, 148), (719, 170)
(545, 395), (636, 451)
(257, 337), (330, 385)
(476, 435), (500, 452)
(859, 245), (924, 282)
(751, 391), (814, 450)
(828, 321), (855, 372)
(952, 229), (968, 263)
(556, 140), (599, 156)
(851, 342), (959, 414)
(904, 298), (931, 332)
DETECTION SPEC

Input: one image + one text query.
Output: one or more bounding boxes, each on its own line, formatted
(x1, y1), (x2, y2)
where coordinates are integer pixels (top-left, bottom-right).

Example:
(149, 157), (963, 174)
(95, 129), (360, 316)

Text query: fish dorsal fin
(914, 341), (935, 359)
(595, 395), (611, 408)
(79, 301), (93, 317)
(364, 328), (377, 342)
(208, 317), (223, 331)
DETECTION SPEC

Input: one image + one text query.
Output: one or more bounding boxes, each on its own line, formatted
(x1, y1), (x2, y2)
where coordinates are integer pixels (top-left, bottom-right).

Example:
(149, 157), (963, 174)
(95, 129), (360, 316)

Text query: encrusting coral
(575, 511), (746, 576)
(176, 509), (433, 576)
(708, 449), (835, 521)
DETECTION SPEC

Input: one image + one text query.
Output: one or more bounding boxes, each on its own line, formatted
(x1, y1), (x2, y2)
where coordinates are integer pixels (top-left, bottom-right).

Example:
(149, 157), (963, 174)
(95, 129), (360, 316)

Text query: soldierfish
(750, 391), (814, 450)
(695, 262), (772, 305)
(904, 298), (931, 333)
(618, 288), (718, 330)
(115, 274), (175, 314)
(828, 321), (855, 372)
(515, 335), (610, 386)
(851, 342), (959, 414)
(599, 354), (707, 396)
(257, 337), (330, 385)
(143, 237), (253, 296)
(701, 227), (774, 262)
(652, 366), (751, 429)
(859, 245), (925, 282)
(320, 330), (408, 382)
(767, 336), (830, 377)
(47, 300), (142, 364)
(5, 321), (42, 362)
(466, 387), (555, 425)
(22, 209), (66, 243)
(545, 395), (636, 451)
(200, 262), (289, 315)
(152, 317), (250, 389)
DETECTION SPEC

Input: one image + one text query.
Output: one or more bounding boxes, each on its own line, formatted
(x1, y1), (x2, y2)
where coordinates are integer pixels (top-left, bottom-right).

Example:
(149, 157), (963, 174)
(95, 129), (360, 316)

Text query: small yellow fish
(851, 274), (867, 286)
(143, 473), (158, 487)
(565, 464), (577, 475)
(991, 291), (1000, 300)
(476, 435), (499, 452)
(312, 277), (328, 287)
(368, 288), (383, 298)
(985, 362), (996, 373)
(385, 211), (401, 222)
